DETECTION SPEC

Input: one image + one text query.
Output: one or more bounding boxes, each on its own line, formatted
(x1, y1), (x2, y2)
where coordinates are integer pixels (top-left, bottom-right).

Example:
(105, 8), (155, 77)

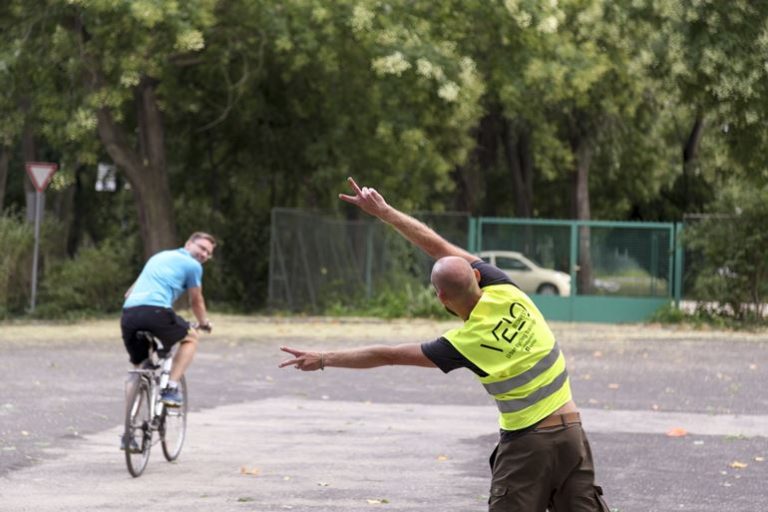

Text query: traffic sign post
(25, 162), (58, 313)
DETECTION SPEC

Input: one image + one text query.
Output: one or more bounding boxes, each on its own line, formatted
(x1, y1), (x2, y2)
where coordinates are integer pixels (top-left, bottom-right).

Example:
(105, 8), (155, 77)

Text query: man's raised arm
(339, 177), (478, 263)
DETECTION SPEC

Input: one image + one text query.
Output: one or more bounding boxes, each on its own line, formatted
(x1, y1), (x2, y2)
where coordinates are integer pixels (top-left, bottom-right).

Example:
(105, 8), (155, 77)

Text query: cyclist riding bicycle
(120, 232), (216, 417)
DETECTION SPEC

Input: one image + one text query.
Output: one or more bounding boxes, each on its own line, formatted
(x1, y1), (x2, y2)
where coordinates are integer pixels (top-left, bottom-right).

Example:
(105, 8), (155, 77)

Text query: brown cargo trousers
(488, 423), (610, 511)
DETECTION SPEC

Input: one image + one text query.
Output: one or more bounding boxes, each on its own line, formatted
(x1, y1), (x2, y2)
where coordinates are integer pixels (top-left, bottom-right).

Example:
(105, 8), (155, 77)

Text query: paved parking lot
(0, 317), (766, 511)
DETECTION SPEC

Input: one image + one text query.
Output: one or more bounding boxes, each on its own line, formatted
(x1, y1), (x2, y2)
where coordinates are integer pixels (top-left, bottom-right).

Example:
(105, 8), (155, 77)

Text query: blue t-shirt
(123, 248), (203, 309)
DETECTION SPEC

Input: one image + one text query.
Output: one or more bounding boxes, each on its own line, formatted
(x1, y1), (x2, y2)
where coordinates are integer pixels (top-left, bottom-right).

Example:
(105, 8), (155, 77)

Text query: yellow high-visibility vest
(442, 284), (571, 430)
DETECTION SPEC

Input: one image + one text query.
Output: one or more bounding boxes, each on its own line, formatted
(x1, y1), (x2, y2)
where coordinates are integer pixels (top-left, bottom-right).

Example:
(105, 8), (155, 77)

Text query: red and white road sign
(25, 162), (59, 192)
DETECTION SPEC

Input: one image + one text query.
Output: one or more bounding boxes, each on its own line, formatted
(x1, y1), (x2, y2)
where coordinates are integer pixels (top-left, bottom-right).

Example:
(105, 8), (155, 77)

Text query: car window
(496, 256), (530, 271)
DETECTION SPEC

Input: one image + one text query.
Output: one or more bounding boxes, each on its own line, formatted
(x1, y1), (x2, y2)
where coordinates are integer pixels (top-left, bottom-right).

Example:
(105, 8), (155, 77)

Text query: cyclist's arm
(279, 343), (436, 371)
(339, 177), (478, 263)
(188, 287), (209, 327)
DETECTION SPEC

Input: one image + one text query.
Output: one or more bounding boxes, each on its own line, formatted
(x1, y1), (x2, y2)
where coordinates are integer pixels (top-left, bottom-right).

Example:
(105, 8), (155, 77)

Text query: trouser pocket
(488, 485), (508, 510)
(488, 443), (499, 470)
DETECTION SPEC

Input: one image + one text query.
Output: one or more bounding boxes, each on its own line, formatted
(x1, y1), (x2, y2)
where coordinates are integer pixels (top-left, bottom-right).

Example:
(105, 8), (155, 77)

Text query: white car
(476, 251), (572, 297)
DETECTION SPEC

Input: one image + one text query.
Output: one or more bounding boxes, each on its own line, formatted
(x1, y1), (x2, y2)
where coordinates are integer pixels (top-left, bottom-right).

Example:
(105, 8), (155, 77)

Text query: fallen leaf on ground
(666, 428), (688, 437)
(593, 351), (603, 358)
(729, 461), (748, 469)
(366, 499), (390, 505)
(240, 466), (261, 476)
(437, 455), (449, 461)
(754, 457), (764, 462)
(608, 383), (620, 390)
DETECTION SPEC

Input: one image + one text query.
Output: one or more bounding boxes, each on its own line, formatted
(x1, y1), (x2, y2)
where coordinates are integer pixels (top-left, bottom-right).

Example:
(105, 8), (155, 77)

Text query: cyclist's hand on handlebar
(192, 320), (213, 333)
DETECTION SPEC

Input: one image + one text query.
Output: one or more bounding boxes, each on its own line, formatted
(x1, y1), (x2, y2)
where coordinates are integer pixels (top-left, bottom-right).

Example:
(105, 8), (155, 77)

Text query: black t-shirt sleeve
(421, 337), (488, 377)
(471, 259), (515, 288)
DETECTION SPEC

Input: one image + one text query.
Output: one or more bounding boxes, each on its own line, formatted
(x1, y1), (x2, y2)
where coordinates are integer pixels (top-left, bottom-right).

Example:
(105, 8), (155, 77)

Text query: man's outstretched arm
(279, 344), (436, 372)
(339, 177), (478, 263)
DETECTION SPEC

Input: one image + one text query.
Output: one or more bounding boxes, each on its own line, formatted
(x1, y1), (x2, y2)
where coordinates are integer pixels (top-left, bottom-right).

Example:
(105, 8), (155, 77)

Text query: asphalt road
(0, 317), (766, 511)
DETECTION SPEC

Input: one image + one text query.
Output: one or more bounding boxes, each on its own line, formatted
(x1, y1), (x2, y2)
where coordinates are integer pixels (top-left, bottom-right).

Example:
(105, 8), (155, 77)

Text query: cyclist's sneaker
(120, 434), (141, 453)
(160, 387), (183, 407)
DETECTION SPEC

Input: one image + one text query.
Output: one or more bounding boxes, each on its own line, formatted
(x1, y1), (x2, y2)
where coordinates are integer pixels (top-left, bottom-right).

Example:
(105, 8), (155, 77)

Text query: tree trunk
(681, 115), (705, 212)
(0, 145), (8, 212)
(571, 134), (594, 295)
(52, 165), (78, 258)
(500, 117), (534, 219)
(95, 79), (177, 259)
(74, 15), (177, 260)
(453, 110), (499, 214)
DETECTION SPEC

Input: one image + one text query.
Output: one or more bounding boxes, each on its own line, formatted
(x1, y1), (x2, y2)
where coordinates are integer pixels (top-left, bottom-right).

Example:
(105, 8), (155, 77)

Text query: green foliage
(684, 183), (768, 323)
(0, 215), (33, 317)
(650, 303), (763, 331)
(37, 239), (135, 317)
(2, 0), (768, 319)
(325, 282), (446, 319)
(172, 186), (273, 311)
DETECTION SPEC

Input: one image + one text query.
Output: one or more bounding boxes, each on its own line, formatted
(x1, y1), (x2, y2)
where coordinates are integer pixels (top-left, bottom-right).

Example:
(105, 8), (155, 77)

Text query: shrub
(37, 239), (135, 317)
(684, 184), (768, 324)
(0, 215), (34, 317)
(325, 282), (446, 319)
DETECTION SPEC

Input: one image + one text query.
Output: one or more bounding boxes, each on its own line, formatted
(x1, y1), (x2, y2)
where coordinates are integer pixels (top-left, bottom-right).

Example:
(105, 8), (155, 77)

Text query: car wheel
(536, 284), (559, 295)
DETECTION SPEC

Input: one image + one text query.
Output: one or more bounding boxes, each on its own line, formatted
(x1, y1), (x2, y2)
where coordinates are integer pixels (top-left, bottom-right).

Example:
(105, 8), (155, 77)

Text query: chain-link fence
(268, 208), (679, 320)
(268, 208), (470, 312)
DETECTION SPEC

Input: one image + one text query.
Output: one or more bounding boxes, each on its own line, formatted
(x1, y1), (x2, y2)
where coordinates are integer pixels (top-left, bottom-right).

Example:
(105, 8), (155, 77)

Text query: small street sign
(25, 162), (58, 192)
(24, 161), (59, 313)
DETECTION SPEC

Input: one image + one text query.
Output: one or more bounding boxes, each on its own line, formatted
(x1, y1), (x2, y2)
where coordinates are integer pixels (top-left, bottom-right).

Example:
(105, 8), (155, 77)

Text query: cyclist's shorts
(121, 306), (191, 365)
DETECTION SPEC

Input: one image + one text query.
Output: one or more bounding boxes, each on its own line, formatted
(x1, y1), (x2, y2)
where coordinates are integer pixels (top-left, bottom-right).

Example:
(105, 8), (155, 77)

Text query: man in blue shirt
(121, 232), (216, 409)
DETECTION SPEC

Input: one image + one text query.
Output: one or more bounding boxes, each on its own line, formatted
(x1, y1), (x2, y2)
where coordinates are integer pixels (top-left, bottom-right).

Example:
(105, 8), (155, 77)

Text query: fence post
(569, 223), (578, 297)
(365, 222), (374, 300)
(468, 216), (477, 253)
(650, 232), (659, 296)
(674, 223), (684, 308)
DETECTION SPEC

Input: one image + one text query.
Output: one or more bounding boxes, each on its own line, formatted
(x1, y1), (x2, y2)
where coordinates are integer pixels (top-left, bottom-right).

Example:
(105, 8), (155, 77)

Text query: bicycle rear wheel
(160, 376), (187, 461)
(124, 379), (152, 477)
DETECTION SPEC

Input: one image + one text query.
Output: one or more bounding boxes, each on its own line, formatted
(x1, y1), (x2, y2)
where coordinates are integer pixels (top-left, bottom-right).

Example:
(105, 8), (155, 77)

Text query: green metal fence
(268, 208), (681, 323)
(471, 218), (680, 322)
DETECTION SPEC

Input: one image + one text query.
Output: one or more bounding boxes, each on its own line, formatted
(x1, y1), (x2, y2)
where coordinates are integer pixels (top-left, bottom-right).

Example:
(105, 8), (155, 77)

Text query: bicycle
(123, 331), (188, 478)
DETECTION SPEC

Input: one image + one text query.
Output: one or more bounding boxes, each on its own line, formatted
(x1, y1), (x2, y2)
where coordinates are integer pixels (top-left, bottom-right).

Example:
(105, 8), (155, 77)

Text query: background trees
(0, 0), (766, 319)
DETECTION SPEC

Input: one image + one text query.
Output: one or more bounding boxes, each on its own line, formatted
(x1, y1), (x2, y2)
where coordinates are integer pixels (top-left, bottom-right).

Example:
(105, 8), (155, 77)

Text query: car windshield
(496, 256), (530, 271)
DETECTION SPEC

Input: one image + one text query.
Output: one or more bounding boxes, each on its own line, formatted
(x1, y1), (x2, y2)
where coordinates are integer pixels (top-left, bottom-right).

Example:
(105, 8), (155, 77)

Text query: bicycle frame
(128, 336), (173, 430)
(124, 331), (187, 477)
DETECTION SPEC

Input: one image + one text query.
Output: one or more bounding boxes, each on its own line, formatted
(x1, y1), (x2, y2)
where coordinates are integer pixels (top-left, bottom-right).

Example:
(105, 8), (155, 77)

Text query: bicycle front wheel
(124, 379), (152, 477)
(160, 376), (187, 462)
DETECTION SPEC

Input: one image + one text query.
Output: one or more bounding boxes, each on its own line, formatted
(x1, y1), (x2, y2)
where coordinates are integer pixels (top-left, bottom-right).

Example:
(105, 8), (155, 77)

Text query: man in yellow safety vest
(279, 177), (610, 512)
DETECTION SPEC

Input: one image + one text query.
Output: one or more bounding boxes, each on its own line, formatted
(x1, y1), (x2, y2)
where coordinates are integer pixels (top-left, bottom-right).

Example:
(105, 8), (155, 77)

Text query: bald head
(431, 256), (480, 299)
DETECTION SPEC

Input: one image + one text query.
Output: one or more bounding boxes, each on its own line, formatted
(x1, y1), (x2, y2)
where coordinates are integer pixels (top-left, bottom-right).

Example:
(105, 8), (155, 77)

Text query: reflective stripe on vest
(483, 344), (562, 395)
(495, 367), (569, 413)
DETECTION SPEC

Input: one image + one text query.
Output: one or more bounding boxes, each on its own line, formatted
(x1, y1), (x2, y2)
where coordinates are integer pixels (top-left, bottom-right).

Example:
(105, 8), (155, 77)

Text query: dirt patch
(1, 313), (764, 346)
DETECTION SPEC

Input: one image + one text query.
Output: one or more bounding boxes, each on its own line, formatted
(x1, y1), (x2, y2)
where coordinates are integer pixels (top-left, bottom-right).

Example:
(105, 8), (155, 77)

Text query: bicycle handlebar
(190, 321), (213, 333)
